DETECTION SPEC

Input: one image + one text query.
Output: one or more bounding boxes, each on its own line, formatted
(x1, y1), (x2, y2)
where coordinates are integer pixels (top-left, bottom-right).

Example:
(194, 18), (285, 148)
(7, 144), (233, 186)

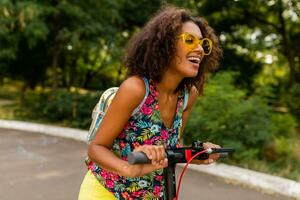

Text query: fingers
(157, 145), (166, 165)
(203, 142), (221, 149)
(203, 142), (221, 163)
(134, 145), (166, 167)
(204, 158), (215, 164)
(150, 145), (165, 167)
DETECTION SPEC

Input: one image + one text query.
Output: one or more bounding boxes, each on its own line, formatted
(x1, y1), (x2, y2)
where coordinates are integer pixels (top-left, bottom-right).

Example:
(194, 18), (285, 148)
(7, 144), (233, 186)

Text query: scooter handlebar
(128, 151), (151, 164)
(128, 147), (235, 165)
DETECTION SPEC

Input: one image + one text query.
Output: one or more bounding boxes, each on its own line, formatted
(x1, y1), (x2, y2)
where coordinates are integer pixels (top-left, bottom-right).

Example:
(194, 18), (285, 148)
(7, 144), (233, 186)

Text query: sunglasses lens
(202, 39), (211, 54)
(184, 34), (195, 45)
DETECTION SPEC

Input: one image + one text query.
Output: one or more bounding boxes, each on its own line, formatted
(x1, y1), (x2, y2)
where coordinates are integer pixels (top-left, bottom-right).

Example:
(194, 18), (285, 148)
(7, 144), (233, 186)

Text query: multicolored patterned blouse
(86, 77), (188, 200)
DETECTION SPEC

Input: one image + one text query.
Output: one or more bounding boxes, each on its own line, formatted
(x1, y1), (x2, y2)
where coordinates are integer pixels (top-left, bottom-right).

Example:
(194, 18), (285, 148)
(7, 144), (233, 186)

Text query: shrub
(18, 89), (99, 129)
(183, 72), (297, 162)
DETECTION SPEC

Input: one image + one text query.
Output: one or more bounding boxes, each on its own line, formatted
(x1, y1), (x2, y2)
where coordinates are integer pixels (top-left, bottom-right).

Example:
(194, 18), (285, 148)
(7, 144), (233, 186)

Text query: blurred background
(0, 0), (299, 182)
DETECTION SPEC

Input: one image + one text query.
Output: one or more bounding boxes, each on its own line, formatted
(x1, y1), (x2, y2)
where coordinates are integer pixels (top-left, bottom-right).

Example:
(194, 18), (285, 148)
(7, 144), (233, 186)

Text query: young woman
(78, 5), (223, 200)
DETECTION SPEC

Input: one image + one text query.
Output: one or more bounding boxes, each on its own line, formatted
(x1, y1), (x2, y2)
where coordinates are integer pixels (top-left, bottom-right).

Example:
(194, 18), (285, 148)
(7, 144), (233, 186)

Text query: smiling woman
(78, 5), (223, 200)
(124, 6), (222, 94)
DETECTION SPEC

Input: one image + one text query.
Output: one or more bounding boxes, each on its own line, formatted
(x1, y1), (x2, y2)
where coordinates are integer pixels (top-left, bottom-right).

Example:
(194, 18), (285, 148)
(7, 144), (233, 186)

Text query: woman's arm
(181, 86), (199, 135)
(180, 86), (220, 164)
(88, 76), (166, 177)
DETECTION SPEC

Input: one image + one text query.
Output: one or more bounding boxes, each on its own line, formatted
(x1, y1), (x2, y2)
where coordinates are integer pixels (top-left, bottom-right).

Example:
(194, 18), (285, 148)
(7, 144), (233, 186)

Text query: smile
(187, 56), (201, 65)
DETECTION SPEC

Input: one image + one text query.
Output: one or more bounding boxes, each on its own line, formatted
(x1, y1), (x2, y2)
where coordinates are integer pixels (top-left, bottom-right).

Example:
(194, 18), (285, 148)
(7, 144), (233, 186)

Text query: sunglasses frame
(178, 33), (213, 55)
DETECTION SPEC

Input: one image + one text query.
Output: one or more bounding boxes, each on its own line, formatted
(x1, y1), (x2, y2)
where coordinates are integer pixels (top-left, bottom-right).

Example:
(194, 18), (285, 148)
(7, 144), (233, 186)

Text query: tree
(0, 0), (119, 90)
(196, 0), (300, 88)
(0, 0), (163, 91)
(0, 1), (50, 90)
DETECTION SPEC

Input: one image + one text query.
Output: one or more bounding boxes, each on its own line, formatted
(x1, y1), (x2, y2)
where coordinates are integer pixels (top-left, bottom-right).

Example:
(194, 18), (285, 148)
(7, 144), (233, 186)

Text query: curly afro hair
(123, 5), (223, 94)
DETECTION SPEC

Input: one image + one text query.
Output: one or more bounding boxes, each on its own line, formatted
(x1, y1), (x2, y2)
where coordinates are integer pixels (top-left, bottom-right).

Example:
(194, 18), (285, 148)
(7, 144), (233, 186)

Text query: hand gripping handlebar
(127, 141), (235, 200)
(128, 141), (235, 164)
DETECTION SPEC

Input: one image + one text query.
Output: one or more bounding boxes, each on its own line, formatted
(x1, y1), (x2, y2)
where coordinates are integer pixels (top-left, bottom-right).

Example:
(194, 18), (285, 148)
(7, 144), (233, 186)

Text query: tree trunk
(20, 83), (28, 104)
(0, 76), (3, 85)
(82, 71), (93, 89)
(278, 0), (296, 88)
(286, 53), (296, 87)
(52, 45), (60, 91)
(50, 0), (61, 91)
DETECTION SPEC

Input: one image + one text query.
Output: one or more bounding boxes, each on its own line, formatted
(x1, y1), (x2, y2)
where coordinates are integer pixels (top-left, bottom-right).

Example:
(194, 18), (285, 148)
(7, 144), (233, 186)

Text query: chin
(181, 70), (198, 78)
(186, 66), (199, 77)
(175, 63), (199, 78)
(186, 73), (198, 78)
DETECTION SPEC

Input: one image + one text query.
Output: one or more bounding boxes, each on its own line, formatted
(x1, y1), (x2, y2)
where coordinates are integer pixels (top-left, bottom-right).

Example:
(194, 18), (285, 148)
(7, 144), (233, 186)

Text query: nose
(193, 42), (204, 54)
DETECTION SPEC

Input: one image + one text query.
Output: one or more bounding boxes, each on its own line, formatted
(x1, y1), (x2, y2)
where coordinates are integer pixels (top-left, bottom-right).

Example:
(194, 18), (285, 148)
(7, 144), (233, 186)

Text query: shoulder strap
(97, 87), (118, 114)
(183, 88), (189, 111)
(132, 77), (149, 115)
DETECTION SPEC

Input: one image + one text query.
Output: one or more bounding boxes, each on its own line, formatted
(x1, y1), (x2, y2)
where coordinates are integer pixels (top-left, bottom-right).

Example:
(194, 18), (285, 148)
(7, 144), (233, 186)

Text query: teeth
(187, 57), (201, 64)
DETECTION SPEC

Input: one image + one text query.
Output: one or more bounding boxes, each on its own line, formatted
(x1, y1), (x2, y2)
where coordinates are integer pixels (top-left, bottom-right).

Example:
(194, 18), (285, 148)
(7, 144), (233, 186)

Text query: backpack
(87, 77), (149, 143)
(87, 77), (189, 144)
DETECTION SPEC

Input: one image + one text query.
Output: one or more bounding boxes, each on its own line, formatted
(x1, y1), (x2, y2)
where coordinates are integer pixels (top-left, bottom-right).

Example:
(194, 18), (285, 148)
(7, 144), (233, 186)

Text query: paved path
(175, 167), (290, 200)
(0, 128), (87, 200)
(0, 128), (291, 200)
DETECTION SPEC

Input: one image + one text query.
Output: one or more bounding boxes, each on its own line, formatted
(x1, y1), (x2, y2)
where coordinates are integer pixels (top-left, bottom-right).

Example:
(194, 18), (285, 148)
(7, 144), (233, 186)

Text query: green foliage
(0, 0), (166, 90)
(2, 0), (298, 91)
(18, 89), (99, 129)
(0, 0), (126, 89)
(195, 0), (300, 89)
(263, 113), (296, 163)
(183, 72), (297, 162)
(271, 113), (297, 137)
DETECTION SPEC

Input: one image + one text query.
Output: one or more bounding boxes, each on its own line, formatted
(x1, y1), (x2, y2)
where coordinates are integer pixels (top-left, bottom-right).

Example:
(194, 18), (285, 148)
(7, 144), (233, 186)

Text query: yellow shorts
(78, 170), (117, 200)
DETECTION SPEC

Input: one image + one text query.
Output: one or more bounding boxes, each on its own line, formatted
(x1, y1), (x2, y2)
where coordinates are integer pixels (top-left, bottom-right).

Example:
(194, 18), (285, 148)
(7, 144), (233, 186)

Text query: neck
(156, 70), (183, 95)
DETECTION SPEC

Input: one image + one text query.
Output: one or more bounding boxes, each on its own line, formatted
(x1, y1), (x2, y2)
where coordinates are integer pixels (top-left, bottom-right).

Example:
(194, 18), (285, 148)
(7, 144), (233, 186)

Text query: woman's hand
(121, 145), (168, 178)
(191, 142), (221, 165)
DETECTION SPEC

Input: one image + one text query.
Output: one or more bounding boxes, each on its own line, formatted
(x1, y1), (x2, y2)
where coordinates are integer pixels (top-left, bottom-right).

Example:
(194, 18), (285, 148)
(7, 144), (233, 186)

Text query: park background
(0, 0), (299, 182)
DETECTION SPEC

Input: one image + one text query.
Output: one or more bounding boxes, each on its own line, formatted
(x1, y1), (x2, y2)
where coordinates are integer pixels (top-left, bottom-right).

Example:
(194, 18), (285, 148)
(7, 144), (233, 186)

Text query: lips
(187, 56), (201, 65)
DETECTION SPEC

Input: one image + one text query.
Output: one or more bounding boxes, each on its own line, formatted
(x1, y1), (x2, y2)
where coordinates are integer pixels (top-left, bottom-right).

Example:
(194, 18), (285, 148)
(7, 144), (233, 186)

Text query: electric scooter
(128, 141), (235, 200)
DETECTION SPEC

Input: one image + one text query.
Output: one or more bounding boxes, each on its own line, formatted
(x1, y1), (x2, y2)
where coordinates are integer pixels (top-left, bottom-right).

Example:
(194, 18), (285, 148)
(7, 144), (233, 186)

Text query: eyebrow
(186, 32), (203, 39)
(195, 35), (203, 40)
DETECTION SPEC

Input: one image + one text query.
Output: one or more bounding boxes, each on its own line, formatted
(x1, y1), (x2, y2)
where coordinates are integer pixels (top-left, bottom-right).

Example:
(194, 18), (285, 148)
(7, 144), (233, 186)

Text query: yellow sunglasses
(178, 33), (213, 55)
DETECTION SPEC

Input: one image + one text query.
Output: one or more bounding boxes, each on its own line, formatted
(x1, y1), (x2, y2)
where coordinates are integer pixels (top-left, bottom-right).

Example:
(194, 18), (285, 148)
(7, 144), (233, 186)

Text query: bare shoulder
(119, 75), (146, 97)
(181, 86), (200, 135)
(116, 75), (146, 108)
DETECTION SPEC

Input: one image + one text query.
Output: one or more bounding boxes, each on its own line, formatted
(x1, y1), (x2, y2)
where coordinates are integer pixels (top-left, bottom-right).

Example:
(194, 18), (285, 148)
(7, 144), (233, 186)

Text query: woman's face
(169, 21), (205, 78)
